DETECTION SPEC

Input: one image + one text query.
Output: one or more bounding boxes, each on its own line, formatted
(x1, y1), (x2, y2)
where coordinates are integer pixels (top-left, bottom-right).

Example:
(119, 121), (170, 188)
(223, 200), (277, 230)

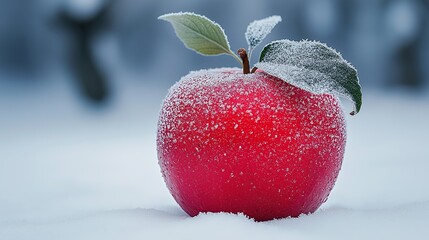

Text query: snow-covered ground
(1, 73), (429, 239)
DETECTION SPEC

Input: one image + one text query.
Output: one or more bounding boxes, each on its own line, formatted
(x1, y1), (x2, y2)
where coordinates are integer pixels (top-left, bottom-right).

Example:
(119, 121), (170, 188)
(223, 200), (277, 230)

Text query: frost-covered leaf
(256, 39), (362, 115)
(158, 12), (234, 57)
(245, 15), (281, 59)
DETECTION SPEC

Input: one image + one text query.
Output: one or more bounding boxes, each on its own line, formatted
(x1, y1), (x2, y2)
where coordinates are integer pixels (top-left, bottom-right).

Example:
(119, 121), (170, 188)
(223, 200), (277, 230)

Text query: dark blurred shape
(385, 0), (429, 89)
(113, 1), (160, 71)
(56, 0), (114, 103)
(395, 38), (423, 88)
(0, 0), (38, 77)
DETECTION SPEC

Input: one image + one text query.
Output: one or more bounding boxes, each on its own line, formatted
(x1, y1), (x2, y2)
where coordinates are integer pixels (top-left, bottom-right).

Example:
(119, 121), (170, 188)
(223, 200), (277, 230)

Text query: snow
(1, 71), (429, 239)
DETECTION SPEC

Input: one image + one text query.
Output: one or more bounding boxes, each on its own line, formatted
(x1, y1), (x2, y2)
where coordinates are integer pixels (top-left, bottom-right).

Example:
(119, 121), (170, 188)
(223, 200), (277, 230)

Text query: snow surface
(1, 73), (429, 239)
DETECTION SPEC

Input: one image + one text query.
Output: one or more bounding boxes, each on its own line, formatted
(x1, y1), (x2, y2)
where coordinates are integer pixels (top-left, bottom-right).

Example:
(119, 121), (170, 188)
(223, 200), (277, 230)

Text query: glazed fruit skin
(157, 68), (346, 221)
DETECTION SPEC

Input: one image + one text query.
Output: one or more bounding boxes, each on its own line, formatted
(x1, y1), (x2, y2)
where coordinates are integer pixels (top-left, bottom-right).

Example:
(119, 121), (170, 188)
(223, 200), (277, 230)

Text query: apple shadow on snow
(95, 199), (429, 224)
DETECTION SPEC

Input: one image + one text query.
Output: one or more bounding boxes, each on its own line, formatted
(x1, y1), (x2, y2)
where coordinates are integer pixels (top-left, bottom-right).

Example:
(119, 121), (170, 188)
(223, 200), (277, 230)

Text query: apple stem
(251, 67), (258, 73)
(237, 48), (250, 74)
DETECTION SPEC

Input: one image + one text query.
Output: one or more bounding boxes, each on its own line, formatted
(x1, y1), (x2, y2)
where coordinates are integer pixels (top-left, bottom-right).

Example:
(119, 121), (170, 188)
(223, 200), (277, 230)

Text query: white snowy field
(1, 75), (429, 240)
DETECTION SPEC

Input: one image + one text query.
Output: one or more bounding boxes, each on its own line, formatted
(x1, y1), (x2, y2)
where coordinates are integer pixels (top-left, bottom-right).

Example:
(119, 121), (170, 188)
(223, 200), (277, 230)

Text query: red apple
(157, 68), (346, 221)
(157, 12), (361, 221)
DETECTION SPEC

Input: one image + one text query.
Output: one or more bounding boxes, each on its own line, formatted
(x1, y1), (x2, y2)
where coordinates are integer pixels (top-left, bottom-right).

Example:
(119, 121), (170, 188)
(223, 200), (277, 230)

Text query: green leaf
(256, 39), (362, 115)
(245, 15), (282, 60)
(158, 12), (240, 62)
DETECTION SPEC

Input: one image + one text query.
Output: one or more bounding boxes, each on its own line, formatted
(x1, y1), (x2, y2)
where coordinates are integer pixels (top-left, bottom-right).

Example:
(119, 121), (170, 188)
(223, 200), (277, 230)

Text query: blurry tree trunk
(386, 0), (428, 88)
(58, 1), (113, 103)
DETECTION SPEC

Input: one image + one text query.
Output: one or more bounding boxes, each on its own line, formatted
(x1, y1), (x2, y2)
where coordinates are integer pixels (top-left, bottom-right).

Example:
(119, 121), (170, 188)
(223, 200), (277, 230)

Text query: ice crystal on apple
(157, 68), (346, 220)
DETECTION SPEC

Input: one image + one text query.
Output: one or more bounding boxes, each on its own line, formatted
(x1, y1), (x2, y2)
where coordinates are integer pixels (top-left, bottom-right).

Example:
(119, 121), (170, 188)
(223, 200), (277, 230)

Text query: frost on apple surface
(157, 68), (346, 216)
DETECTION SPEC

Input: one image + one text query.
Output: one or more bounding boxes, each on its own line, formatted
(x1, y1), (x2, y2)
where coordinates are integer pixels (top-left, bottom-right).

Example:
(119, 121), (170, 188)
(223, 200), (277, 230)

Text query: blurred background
(1, 0), (428, 102)
(1, 0), (429, 224)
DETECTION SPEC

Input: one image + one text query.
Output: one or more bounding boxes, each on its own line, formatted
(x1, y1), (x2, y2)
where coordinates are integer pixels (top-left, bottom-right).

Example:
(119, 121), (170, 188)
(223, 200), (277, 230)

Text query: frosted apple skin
(157, 68), (346, 221)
